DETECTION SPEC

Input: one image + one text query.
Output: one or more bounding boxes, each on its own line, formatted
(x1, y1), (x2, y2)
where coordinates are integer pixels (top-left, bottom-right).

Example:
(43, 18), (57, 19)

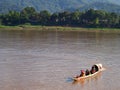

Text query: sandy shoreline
(0, 25), (120, 33)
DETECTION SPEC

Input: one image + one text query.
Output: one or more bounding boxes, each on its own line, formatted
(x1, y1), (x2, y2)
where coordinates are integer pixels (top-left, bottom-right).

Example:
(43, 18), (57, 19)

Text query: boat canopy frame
(92, 63), (102, 71)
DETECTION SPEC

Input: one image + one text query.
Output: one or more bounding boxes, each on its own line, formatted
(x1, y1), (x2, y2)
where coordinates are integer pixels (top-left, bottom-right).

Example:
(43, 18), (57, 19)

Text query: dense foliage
(0, 7), (120, 28)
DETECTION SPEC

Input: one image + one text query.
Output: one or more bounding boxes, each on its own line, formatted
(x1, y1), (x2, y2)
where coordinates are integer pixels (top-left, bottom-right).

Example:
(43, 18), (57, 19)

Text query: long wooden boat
(73, 63), (104, 81)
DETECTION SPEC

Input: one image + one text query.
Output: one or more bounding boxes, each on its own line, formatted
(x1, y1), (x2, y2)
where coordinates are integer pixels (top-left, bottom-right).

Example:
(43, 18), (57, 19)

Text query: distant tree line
(0, 7), (120, 28)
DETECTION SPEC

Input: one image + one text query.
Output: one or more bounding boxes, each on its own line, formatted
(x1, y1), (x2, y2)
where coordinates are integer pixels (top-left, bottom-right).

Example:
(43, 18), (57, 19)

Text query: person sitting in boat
(85, 69), (90, 75)
(90, 66), (96, 74)
(80, 70), (85, 77)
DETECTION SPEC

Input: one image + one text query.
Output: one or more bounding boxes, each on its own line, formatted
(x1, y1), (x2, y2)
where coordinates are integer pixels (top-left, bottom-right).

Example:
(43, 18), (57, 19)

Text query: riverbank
(0, 25), (120, 33)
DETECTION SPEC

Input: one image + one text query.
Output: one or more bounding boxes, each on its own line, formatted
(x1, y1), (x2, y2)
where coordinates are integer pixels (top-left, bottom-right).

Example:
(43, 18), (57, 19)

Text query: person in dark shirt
(90, 66), (96, 74)
(85, 69), (90, 75)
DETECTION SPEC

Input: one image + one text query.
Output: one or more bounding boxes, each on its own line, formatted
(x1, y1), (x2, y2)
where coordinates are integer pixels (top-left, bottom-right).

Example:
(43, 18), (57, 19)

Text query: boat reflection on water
(72, 71), (102, 86)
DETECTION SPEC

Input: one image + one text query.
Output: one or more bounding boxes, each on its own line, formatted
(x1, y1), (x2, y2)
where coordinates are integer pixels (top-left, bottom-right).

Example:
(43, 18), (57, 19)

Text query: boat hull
(73, 68), (103, 81)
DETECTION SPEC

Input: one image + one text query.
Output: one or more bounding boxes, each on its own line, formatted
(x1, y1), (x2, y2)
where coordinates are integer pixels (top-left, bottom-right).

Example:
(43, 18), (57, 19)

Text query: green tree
(2, 11), (20, 25)
(80, 9), (96, 27)
(50, 13), (59, 25)
(70, 11), (82, 26)
(57, 11), (71, 26)
(38, 10), (51, 25)
(110, 13), (119, 27)
(0, 14), (2, 25)
(20, 7), (36, 24)
(94, 17), (99, 27)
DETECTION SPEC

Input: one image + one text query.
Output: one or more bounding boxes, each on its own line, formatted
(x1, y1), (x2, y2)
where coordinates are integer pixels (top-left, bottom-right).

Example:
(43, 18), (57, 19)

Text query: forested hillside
(79, 2), (120, 13)
(108, 0), (120, 5)
(0, 0), (120, 13)
(0, 7), (120, 28)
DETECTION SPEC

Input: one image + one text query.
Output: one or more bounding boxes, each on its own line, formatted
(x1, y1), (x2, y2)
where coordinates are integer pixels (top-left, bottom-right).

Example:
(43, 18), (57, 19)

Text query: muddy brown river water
(0, 30), (120, 90)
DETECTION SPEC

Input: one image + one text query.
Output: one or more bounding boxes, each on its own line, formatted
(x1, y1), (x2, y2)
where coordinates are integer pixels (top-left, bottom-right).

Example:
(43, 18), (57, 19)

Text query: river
(0, 29), (120, 90)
